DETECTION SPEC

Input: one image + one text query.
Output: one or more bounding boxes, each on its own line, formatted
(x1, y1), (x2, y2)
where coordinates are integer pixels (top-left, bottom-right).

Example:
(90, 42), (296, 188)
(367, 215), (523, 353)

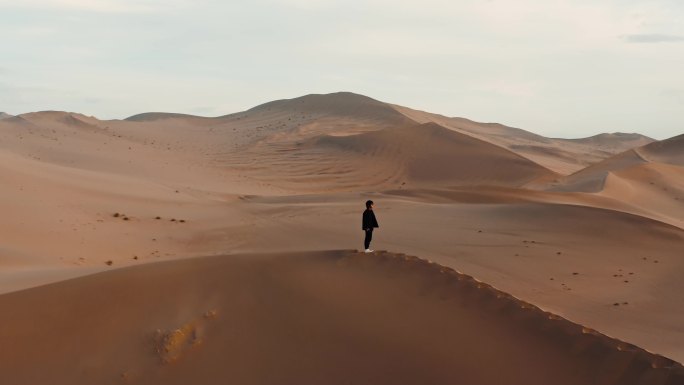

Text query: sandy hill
(246, 92), (413, 125)
(115, 93), (413, 158)
(0, 112), (12, 119)
(218, 121), (557, 192)
(1, 250), (681, 385)
(640, 134), (684, 165)
(0, 110), (261, 274)
(311, 122), (556, 187)
(548, 135), (684, 228)
(125, 112), (212, 122)
(19, 111), (101, 127)
(564, 132), (654, 148)
(118, 92), (652, 176)
(391, 105), (655, 174)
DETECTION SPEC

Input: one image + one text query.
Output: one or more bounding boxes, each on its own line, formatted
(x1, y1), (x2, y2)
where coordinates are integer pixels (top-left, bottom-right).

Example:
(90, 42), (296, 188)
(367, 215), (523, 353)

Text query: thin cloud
(622, 34), (684, 43)
(0, 0), (188, 13)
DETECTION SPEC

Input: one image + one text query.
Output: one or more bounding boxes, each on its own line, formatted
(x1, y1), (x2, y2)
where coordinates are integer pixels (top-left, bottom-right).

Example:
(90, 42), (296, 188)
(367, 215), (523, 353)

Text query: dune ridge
(640, 134), (684, 165)
(215, 121), (557, 192)
(116, 92), (651, 175)
(390, 103), (656, 174)
(547, 135), (684, 229)
(1, 249), (682, 385)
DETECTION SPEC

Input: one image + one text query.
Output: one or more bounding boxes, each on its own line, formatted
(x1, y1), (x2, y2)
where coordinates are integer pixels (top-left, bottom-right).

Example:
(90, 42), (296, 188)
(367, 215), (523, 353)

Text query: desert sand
(1, 92), (683, 384)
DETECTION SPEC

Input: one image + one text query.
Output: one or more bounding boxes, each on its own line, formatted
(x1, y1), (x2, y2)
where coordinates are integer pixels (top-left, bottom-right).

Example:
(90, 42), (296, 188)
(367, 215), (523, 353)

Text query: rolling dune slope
(219, 122), (556, 192)
(640, 134), (684, 165)
(391, 104), (654, 174)
(1, 250), (682, 385)
(312, 122), (556, 186)
(548, 135), (684, 228)
(116, 93), (651, 175)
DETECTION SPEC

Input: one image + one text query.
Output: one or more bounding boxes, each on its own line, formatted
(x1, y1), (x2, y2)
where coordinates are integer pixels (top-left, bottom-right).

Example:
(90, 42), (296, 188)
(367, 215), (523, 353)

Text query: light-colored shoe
(364, 249), (374, 253)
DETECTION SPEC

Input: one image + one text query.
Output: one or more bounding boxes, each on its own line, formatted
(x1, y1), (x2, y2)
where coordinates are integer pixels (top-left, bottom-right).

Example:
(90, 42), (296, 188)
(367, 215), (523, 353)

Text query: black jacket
(362, 209), (379, 230)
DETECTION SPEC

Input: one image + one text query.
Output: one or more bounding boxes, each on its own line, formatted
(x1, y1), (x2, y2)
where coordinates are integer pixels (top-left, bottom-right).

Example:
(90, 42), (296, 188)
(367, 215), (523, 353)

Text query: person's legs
(364, 229), (373, 250)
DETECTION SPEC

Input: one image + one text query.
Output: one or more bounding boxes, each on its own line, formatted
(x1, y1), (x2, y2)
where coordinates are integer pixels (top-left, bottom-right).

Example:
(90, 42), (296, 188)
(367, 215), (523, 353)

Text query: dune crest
(548, 135), (684, 228)
(1, 250), (682, 385)
(391, 104), (655, 174)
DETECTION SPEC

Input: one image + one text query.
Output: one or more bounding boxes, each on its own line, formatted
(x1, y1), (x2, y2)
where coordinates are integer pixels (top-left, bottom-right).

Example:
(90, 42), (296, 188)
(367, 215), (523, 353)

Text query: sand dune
(312, 122), (556, 187)
(565, 132), (654, 149)
(0, 111), (12, 119)
(391, 104), (654, 174)
(215, 121), (556, 192)
(546, 135), (684, 228)
(117, 92), (648, 176)
(1, 250), (682, 385)
(1, 92), (683, 383)
(248, 92), (413, 125)
(125, 112), (213, 122)
(640, 134), (684, 165)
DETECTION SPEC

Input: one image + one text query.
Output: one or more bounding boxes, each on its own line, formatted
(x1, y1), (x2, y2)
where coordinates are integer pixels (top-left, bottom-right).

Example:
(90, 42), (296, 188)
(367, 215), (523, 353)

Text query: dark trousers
(364, 229), (373, 249)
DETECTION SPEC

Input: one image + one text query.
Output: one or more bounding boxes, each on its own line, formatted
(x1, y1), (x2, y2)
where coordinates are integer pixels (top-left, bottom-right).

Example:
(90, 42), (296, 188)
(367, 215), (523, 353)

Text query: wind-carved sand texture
(0, 92), (683, 383)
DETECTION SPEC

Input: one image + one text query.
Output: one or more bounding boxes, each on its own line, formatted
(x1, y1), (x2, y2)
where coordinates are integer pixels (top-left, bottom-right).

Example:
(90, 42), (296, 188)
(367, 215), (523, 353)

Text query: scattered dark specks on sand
(170, 219), (176, 222)
(105, 260), (113, 266)
(113, 213), (120, 218)
(179, 220), (186, 223)
(155, 216), (161, 220)
(572, 272), (579, 276)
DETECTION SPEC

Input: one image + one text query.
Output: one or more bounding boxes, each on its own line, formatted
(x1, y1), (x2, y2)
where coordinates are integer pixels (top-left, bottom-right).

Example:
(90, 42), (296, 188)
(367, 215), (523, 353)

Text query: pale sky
(1, 0), (683, 139)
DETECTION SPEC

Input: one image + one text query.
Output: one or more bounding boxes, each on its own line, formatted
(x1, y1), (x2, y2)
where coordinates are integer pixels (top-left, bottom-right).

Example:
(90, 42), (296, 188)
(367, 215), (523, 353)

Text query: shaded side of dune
(312, 122), (557, 187)
(640, 134), (684, 166)
(0, 250), (682, 385)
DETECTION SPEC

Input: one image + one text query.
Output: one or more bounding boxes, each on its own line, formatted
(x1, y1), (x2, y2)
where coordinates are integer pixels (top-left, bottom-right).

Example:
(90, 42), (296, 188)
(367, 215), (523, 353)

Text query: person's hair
(366, 200), (374, 209)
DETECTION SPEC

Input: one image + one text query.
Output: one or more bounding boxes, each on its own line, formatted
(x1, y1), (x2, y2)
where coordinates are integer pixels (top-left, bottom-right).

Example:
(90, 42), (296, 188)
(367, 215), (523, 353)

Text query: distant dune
(248, 92), (413, 125)
(547, 134), (684, 229)
(390, 103), (655, 174)
(312, 122), (555, 187)
(0, 112), (12, 120)
(640, 134), (684, 165)
(120, 92), (653, 175)
(564, 132), (654, 148)
(124, 112), (212, 122)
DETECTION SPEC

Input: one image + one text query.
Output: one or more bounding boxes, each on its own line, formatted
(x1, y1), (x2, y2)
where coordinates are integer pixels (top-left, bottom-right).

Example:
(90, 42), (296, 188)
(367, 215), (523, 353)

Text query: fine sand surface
(1, 92), (683, 383)
(1, 250), (683, 385)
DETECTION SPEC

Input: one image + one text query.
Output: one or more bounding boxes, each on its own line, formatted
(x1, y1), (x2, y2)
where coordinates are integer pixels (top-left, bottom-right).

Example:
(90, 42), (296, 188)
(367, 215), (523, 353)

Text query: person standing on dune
(362, 200), (379, 253)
